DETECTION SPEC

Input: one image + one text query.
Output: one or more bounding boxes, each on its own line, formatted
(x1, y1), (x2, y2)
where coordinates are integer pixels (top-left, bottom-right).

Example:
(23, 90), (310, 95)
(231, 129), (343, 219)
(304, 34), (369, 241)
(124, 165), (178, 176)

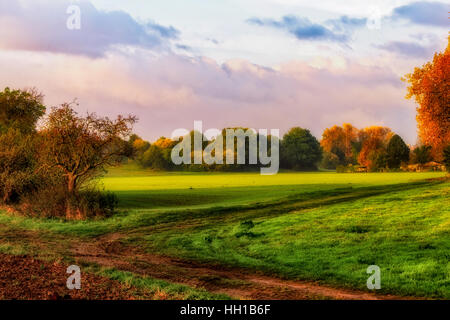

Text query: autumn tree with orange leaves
(403, 37), (449, 162)
(321, 123), (358, 165)
(357, 126), (393, 171)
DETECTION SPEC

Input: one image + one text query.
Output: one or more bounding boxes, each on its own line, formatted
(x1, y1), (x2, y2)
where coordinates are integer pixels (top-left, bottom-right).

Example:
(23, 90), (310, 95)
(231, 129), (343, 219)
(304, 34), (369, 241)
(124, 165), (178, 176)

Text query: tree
(413, 145), (432, 165)
(0, 88), (46, 203)
(0, 129), (41, 203)
(321, 125), (346, 165)
(386, 134), (410, 169)
(129, 135), (150, 159)
(40, 103), (137, 195)
(281, 127), (322, 170)
(140, 145), (172, 170)
(357, 126), (393, 170)
(0, 87), (45, 134)
(321, 124), (359, 166)
(403, 37), (449, 161)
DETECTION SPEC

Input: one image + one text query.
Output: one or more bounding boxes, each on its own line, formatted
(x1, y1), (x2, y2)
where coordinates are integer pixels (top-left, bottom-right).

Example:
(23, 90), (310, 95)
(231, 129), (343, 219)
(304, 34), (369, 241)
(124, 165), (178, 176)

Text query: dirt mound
(0, 253), (138, 300)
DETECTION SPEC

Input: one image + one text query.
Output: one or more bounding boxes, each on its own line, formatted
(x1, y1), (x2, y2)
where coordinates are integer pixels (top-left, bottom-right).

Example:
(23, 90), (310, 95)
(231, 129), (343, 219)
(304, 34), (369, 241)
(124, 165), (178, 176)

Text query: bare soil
(0, 253), (142, 300)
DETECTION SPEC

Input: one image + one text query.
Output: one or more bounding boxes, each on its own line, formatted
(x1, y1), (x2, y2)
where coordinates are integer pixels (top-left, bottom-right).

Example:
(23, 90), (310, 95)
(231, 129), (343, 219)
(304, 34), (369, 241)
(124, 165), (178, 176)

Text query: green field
(0, 165), (448, 299)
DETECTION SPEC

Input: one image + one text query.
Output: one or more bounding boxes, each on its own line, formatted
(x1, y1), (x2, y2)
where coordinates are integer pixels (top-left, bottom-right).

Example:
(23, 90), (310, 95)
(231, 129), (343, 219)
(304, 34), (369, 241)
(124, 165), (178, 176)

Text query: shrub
(321, 152), (340, 169)
(21, 184), (118, 219)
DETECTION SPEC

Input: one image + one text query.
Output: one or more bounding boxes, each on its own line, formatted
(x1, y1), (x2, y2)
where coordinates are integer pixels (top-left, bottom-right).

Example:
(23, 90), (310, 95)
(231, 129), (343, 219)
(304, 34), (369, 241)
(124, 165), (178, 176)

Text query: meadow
(0, 165), (448, 299)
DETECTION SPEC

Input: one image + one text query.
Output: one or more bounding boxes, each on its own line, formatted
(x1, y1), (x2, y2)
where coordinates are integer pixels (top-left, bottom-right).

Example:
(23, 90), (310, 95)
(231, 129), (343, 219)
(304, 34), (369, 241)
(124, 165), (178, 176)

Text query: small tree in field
(41, 103), (137, 197)
(386, 134), (410, 169)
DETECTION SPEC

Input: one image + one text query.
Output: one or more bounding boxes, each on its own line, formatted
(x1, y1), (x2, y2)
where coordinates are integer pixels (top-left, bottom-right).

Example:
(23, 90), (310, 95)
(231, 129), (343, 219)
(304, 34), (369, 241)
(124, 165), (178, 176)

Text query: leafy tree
(413, 145), (432, 165)
(40, 103), (137, 196)
(281, 127), (322, 170)
(403, 37), (449, 161)
(357, 126), (393, 170)
(386, 134), (410, 168)
(0, 87), (45, 134)
(0, 88), (46, 203)
(321, 123), (358, 165)
(0, 129), (41, 203)
(372, 150), (388, 172)
(153, 136), (177, 149)
(129, 135), (150, 159)
(140, 145), (172, 170)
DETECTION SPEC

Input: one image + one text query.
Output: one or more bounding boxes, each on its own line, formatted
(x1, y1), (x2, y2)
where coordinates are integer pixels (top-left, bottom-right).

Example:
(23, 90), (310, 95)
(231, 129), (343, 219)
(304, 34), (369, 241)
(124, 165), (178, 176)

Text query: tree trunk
(66, 174), (81, 219)
(67, 174), (76, 194)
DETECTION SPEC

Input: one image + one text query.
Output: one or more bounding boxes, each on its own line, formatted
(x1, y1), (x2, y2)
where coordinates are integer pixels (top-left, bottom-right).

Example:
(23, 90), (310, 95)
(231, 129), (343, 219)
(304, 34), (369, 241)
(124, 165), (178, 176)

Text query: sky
(0, 0), (448, 144)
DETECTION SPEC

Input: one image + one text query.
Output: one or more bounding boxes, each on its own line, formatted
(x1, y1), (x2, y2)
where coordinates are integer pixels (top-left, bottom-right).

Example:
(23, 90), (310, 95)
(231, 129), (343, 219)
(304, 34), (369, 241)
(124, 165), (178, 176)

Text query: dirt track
(0, 223), (419, 300)
(69, 234), (412, 300)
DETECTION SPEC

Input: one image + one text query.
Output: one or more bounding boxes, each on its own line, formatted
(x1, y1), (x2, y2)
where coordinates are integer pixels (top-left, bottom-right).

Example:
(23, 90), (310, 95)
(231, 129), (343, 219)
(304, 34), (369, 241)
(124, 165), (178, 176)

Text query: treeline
(129, 127), (322, 172)
(320, 124), (448, 172)
(0, 88), (136, 219)
(129, 124), (449, 173)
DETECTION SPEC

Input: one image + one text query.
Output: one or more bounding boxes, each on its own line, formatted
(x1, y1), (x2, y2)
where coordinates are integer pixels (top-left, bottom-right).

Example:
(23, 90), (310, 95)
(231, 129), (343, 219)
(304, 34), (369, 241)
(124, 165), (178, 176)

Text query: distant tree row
(130, 122), (447, 173)
(319, 123), (444, 171)
(129, 127), (322, 172)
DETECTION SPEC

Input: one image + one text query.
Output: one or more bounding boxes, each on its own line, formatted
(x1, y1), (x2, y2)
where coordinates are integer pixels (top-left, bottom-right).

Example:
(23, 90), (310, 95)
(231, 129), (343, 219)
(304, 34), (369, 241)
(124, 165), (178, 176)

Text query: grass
(0, 164), (448, 298)
(137, 181), (449, 298)
(86, 266), (231, 300)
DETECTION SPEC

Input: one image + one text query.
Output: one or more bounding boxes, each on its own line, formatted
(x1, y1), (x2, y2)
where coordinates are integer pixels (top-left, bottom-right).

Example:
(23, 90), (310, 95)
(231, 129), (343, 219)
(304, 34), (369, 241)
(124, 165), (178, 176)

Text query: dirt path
(70, 234), (411, 300)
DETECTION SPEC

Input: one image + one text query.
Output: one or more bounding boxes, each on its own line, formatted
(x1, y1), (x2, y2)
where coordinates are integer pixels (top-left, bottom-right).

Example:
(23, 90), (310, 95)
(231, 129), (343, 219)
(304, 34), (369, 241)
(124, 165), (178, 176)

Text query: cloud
(247, 14), (368, 43)
(393, 1), (449, 27)
(0, 0), (179, 57)
(0, 50), (417, 144)
(376, 41), (434, 58)
(247, 15), (348, 42)
(325, 16), (367, 32)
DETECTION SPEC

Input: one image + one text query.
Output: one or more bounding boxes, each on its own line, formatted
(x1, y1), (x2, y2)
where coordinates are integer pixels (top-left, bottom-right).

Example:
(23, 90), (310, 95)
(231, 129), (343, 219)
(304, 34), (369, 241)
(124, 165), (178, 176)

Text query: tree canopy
(280, 127), (322, 170)
(0, 87), (45, 134)
(40, 103), (137, 195)
(386, 134), (410, 169)
(403, 37), (449, 161)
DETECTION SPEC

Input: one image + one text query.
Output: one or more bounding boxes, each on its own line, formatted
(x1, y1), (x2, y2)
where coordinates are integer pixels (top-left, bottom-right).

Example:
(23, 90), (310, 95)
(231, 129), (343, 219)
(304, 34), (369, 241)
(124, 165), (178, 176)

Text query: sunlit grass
(0, 165), (448, 298)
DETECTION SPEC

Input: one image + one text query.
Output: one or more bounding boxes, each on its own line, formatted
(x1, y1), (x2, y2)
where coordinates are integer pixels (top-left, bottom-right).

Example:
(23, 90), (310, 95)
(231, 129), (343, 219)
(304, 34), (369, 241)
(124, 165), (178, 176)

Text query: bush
(21, 184), (118, 219)
(321, 152), (340, 169)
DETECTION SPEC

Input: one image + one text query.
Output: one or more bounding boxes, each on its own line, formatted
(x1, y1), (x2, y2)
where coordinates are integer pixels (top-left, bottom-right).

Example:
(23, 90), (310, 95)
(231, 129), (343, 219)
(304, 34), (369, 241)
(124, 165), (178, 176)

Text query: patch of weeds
(345, 225), (370, 234)
(418, 243), (436, 250)
(234, 220), (265, 238)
